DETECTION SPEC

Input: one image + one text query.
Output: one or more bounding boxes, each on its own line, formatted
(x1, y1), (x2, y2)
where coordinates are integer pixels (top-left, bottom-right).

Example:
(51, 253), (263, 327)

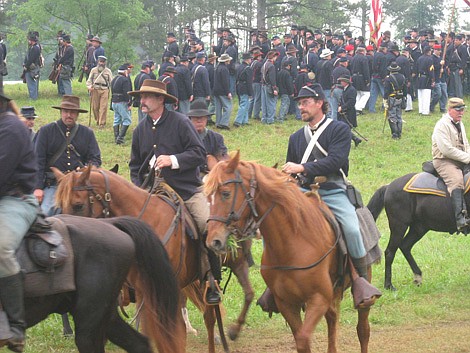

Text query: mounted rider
(0, 88), (39, 352)
(432, 97), (470, 233)
(128, 79), (222, 304)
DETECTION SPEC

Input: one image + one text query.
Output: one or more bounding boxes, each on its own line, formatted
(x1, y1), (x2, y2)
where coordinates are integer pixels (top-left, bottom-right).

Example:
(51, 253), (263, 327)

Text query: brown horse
(53, 165), (255, 348)
(204, 152), (374, 353)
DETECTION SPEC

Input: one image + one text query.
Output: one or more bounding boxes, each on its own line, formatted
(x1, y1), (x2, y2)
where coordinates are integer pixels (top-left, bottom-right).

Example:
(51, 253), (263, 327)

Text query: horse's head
(54, 165), (112, 218)
(204, 151), (259, 254)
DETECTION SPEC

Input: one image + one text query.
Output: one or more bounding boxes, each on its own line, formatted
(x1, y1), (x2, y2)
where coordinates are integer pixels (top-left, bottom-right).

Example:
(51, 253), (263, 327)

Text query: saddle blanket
(16, 217), (75, 297)
(338, 206), (382, 267)
(403, 172), (470, 197)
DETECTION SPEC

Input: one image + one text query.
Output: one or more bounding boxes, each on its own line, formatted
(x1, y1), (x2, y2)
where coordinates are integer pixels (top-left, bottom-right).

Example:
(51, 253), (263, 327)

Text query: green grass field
(5, 79), (470, 352)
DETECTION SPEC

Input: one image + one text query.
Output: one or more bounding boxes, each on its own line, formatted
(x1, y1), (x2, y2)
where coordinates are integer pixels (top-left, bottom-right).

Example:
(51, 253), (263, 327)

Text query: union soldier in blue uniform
(34, 95), (101, 215)
(0, 89), (39, 352)
(128, 80), (222, 304)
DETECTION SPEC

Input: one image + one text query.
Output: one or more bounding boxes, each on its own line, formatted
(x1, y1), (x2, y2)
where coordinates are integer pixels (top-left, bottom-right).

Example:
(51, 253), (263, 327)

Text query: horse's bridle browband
(207, 166), (275, 240)
(72, 169), (112, 218)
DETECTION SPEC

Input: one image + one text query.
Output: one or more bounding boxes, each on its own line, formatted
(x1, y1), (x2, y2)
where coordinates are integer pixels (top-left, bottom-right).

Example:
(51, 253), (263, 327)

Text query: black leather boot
(350, 257), (382, 309)
(451, 188), (470, 233)
(205, 249), (222, 305)
(113, 125), (120, 143)
(0, 274), (26, 353)
(352, 256), (369, 279)
(116, 125), (129, 145)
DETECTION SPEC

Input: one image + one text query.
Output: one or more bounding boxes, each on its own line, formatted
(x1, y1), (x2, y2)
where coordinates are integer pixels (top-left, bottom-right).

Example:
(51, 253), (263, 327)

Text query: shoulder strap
(301, 118), (333, 164)
(191, 65), (202, 84)
(46, 123), (79, 169)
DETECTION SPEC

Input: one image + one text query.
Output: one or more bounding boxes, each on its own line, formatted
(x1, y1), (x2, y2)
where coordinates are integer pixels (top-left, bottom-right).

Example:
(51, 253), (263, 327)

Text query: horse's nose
(210, 238), (224, 253)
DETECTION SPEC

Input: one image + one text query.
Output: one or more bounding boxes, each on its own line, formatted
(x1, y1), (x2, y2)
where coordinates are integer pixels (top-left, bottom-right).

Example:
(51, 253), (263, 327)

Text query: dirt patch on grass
(186, 319), (470, 352)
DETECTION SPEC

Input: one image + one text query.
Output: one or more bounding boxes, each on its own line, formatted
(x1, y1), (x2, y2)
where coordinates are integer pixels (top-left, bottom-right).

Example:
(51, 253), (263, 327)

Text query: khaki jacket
(432, 113), (470, 164)
(86, 67), (113, 90)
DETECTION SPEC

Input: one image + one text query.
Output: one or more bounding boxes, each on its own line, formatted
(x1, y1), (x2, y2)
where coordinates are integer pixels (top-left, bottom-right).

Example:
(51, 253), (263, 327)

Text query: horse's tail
(367, 185), (387, 221)
(108, 216), (185, 353)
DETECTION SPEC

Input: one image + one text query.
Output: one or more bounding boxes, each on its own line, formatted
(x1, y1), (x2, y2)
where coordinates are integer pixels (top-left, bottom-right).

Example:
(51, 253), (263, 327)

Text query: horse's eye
(221, 190), (231, 200)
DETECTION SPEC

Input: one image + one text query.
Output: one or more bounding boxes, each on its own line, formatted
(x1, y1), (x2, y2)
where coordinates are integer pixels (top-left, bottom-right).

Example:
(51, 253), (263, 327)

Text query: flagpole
(440, 0), (457, 78)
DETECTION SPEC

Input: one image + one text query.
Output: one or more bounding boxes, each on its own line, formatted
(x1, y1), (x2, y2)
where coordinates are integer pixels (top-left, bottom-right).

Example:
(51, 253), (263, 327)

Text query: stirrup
(351, 277), (382, 309)
(203, 278), (222, 306)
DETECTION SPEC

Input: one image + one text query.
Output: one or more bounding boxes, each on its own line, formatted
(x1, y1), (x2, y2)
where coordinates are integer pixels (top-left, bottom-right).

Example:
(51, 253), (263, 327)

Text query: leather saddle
(16, 216), (75, 297)
(403, 162), (470, 197)
(151, 180), (199, 241)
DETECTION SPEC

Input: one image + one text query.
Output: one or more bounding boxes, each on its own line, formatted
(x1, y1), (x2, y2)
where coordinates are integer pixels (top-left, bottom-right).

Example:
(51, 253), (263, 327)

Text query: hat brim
(51, 106), (88, 113)
(127, 87), (178, 103)
(188, 109), (213, 117)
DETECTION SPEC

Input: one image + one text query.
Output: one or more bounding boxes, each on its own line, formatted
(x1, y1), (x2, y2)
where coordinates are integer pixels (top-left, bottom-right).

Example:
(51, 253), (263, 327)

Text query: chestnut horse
(204, 153), (373, 353)
(54, 166), (254, 348)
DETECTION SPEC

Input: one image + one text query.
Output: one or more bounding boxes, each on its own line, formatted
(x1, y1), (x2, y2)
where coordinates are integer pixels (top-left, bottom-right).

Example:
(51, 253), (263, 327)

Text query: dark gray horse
(368, 173), (459, 291)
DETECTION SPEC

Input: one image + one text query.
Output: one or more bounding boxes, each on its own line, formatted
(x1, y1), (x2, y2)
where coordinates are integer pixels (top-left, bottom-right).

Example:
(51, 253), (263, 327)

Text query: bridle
(71, 169), (112, 218)
(207, 165), (275, 240)
(208, 164), (341, 272)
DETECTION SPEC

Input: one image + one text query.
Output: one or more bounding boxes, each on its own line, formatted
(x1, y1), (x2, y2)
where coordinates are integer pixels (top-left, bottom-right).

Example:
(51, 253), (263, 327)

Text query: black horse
(21, 214), (184, 353)
(367, 173), (459, 291)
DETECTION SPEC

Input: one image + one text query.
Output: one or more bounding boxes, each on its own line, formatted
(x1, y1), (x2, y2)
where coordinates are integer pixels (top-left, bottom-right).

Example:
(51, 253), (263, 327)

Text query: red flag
(368, 0), (382, 46)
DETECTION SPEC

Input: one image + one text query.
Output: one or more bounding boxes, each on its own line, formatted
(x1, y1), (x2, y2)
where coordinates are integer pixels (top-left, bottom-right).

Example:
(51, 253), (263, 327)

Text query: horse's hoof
(413, 274), (423, 286)
(384, 283), (397, 291)
(228, 326), (239, 341)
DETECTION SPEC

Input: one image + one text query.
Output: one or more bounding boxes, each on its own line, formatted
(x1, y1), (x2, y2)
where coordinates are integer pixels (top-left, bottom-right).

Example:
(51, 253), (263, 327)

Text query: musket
(440, 0), (457, 79)
(339, 111), (368, 141)
(77, 44), (88, 83)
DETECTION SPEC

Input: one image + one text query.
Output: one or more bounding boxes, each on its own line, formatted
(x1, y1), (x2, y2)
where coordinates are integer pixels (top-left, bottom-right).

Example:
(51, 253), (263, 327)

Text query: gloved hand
(383, 99), (389, 110)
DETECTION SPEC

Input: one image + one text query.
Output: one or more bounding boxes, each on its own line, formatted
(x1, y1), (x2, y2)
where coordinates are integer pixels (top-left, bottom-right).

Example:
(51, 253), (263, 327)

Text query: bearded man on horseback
(128, 79), (222, 304)
(0, 89), (39, 352)
(432, 97), (470, 233)
(282, 83), (378, 287)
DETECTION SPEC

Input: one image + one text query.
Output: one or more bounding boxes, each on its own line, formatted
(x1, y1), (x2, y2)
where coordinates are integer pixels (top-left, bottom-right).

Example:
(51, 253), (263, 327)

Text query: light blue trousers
(0, 195), (38, 277)
(318, 188), (366, 259)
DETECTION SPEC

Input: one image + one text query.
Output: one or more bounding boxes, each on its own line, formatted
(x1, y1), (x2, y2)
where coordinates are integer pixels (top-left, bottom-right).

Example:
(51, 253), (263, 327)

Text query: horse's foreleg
(400, 226), (427, 286)
(203, 305), (217, 353)
(279, 293), (328, 353)
(324, 293), (341, 353)
(227, 261), (254, 341)
(180, 293), (198, 336)
(356, 307), (371, 353)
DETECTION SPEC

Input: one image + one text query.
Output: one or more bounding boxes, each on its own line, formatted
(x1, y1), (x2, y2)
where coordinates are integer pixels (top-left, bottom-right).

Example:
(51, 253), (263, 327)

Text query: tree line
(1, 0), (462, 78)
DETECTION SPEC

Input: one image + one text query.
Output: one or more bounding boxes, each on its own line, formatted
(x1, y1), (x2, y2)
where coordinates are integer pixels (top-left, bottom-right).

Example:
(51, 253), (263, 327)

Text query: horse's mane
(205, 159), (329, 235)
(55, 169), (81, 209)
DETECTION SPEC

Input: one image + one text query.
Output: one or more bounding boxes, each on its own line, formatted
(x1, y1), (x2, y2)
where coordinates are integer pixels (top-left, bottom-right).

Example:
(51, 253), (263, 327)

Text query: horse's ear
(109, 164), (119, 174)
(226, 150), (240, 173)
(77, 165), (93, 185)
(51, 167), (65, 182)
(272, 162), (279, 169)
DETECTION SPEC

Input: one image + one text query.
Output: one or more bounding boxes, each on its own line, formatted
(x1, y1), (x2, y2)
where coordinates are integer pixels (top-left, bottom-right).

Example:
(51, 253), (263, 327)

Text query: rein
(72, 169), (112, 218)
(207, 166), (275, 240)
(209, 164), (340, 272)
